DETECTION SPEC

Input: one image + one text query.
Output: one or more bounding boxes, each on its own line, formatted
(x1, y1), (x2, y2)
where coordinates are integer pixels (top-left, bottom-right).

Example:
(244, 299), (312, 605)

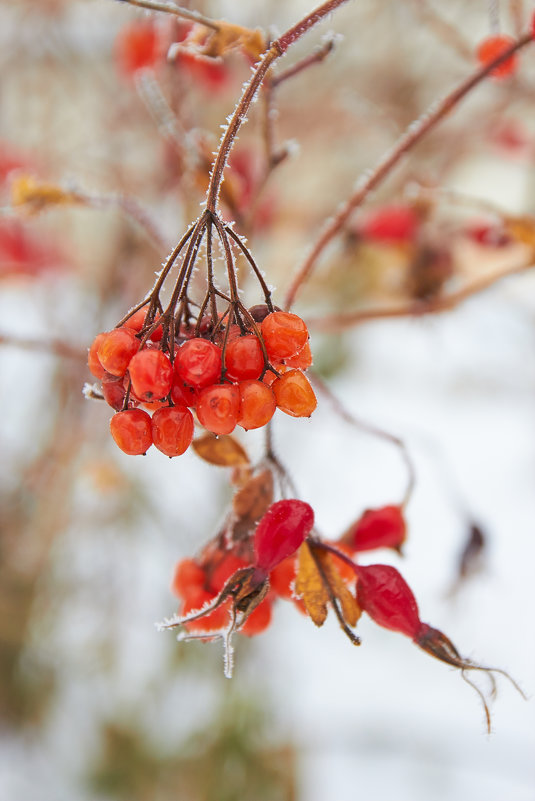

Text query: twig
(284, 31), (533, 310)
(307, 256), (535, 331)
(116, 0), (220, 31)
(0, 334), (86, 361)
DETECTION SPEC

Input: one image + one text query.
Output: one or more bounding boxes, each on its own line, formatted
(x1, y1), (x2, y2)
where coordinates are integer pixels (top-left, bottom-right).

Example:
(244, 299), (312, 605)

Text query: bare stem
(307, 256), (535, 331)
(117, 0), (220, 30)
(284, 31), (534, 310)
(205, 0), (350, 212)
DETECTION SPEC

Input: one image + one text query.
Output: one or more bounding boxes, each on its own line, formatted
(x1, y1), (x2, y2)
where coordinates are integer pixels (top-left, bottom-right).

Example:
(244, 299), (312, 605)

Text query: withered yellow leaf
(192, 432), (249, 467)
(505, 215), (535, 250)
(295, 542), (361, 628)
(12, 175), (81, 214)
(295, 542), (329, 626)
(192, 21), (266, 60)
(232, 469), (273, 524)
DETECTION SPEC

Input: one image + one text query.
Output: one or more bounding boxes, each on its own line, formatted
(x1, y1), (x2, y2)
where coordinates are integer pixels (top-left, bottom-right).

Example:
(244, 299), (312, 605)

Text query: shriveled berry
(171, 558), (206, 598)
(272, 369), (317, 417)
(254, 499), (314, 574)
(476, 34), (517, 78)
(240, 598), (272, 636)
(224, 335), (264, 381)
(88, 332), (107, 379)
(102, 374), (135, 411)
(346, 505), (406, 552)
(354, 563), (421, 639)
(151, 405), (194, 457)
(175, 338), (222, 389)
(109, 408), (152, 455)
(128, 349), (173, 401)
(248, 303), (281, 323)
(261, 311), (309, 360)
(196, 383), (240, 435)
(237, 380), (276, 430)
(97, 328), (139, 377)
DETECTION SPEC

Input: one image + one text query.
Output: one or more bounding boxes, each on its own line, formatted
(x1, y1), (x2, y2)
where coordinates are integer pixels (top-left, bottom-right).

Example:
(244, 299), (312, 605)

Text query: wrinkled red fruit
(151, 405), (194, 457)
(254, 499), (314, 574)
(109, 408), (152, 455)
(354, 563), (420, 639)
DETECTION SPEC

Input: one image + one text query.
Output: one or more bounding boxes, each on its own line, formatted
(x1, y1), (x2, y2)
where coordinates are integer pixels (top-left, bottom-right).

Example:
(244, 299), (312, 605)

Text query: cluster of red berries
(87, 306), (316, 457)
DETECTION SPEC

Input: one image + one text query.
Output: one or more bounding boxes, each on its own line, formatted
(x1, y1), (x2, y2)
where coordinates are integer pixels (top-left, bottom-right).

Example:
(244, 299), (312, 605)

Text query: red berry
(151, 404), (194, 457)
(175, 50), (230, 92)
(354, 563), (421, 639)
(115, 19), (161, 78)
(272, 369), (317, 417)
(224, 335), (264, 381)
(261, 311), (309, 360)
(170, 375), (198, 407)
(88, 333), (107, 379)
(196, 383), (240, 435)
(237, 380), (276, 430)
(109, 408), (152, 455)
(348, 505), (406, 552)
(102, 374), (135, 411)
(209, 553), (249, 593)
(240, 598), (272, 636)
(283, 341), (313, 370)
(182, 589), (231, 633)
(123, 309), (163, 341)
(97, 328), (139, 377)
(359, 205), (420, 243)
(171, 558), (206, 598)
(174, 339), (222, 389)
(128, 349), (173, 401)
(476, 34), (517, 78)
(269, 556), (297, 600)
(254, 499), (314, 574)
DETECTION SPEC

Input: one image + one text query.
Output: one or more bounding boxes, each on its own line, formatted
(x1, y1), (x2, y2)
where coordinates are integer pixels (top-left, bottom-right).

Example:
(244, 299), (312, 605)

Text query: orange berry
(175, 338), (222, 389)
(123, 309), (163, 341)
(109, 408), (152, 455)
(196, 383), (240, 435)
(283, 341), (313, 370)
(97, 328), (139, 377)
(261, 311), (309, 360)
(88, 332), (107, 379)
(272, 369), (317, 417)
(151, 405), (194, 457)
(237, 380), (276, 430)
(128, 349), (173, 401)
(476, 34), (517, 78)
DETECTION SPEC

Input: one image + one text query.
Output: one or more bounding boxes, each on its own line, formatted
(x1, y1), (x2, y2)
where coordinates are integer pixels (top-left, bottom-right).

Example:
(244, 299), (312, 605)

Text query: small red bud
(347, 505), (406, 552)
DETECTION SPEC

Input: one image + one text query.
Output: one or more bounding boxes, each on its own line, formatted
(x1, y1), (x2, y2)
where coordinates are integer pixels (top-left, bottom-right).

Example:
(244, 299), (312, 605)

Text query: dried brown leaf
(505, 215), (535, 249)
(11, 175), (81, 214)
(232, 469), (274, 525)
(191, 21), (266, 60)
(192, 433), (249, 467)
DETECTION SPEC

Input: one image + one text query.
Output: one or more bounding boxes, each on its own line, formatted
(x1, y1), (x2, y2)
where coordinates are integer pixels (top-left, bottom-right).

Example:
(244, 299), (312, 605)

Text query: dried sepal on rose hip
(157, 499), (314, 675)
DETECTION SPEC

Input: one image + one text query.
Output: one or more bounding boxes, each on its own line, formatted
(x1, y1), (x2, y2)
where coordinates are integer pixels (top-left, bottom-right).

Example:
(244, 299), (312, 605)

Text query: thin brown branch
(307, 257), (535, 332)
(117, 0), (220, 31)
(271, 37), (335, 87)
(284, 31), (534, 310)
(0, 335), (86, 361)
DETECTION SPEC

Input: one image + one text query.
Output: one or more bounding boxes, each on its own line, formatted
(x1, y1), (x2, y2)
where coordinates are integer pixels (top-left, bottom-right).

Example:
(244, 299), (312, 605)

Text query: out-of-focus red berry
(209, 553), (249, 593)
(109, 408), (152, 455)
(269, 556), (297, 600)
(115, 19), (161, 78)
(476, 34), (517, 78)
(182, 589), (231, 632)
(358, 205), (420, 243)
(240, 598), (272, 636)
(171, 558), (206, 598)
(347, 505), (406, 553)
(196, 383), (240, 435)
